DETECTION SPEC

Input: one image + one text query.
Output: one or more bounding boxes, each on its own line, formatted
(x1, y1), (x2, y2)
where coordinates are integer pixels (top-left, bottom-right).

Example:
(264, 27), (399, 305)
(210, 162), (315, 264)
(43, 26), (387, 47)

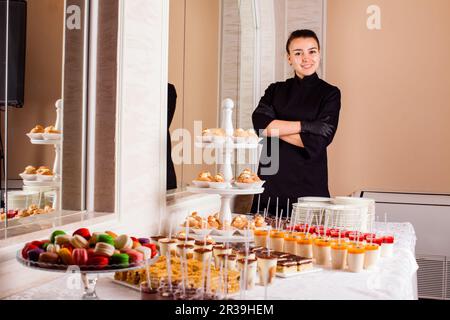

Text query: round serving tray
(16, 251), (159, 274)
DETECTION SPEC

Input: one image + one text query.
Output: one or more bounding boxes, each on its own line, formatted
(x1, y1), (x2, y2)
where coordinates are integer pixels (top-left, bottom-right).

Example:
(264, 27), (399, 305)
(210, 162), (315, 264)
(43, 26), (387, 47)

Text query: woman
(251, 29), (341, 216)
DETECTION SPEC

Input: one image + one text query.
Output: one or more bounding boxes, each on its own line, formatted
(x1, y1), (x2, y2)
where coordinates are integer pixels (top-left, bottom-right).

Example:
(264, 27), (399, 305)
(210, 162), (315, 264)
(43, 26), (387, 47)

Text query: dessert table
(3, 222), (418, 300)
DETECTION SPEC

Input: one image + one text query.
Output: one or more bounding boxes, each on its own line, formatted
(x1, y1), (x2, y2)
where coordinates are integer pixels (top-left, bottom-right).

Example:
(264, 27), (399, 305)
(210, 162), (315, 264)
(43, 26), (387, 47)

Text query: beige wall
(326, 0), (450, 196)
(6, 0), (63, 179)
(168, 0), (220, 189)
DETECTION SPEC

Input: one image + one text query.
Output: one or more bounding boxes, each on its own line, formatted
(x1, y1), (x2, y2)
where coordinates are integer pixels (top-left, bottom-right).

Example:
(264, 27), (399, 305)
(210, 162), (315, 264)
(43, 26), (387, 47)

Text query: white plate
(36, 175), (54, 182)
(19, 173), (37, 181)
(191, 180), (210, 188)
(212, 136), (226, 144)
(252, 180), (265, 189)
(26, 133), (43, 140)
(42, 133), (61, 140)
(190, 228), (212, 237)
(234, 182), (255, 189)
(276, 267), (323, 278)
(23, 180), (59, 187)
(212, 228), (237, 237)
(208, 181), (228, 189)
(196, 136), (213, 143)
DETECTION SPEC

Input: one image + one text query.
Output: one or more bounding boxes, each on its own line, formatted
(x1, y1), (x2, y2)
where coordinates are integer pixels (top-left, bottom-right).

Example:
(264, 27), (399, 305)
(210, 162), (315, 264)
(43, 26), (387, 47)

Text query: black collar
(294, 72), (319, 85)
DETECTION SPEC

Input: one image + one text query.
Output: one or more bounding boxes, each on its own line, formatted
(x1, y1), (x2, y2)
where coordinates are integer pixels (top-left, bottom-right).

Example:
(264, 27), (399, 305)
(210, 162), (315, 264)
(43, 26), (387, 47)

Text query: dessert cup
(347, 245), (365, 273)
(331, 242), (348, 270)
(296, 237), (313, 258)
(237, 258), (257, 290)
(314, 239), (332, 265)
(158, 238), (177, 257)
(253, 229), (269, 248)
(269, 230), (285, 252)
(364, 244), (380, 269)
(257, 254), (278, 286)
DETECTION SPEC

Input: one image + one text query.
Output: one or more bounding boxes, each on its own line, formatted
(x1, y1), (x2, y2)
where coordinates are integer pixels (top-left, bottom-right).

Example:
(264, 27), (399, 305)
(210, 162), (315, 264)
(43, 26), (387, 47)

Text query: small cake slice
(276, 261), (298, 275)
(294, 256), (314, 272)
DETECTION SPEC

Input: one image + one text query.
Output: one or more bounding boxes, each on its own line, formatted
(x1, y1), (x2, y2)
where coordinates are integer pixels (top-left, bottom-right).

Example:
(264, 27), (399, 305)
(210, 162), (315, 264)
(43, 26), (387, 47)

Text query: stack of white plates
(291, 202), (332, 226)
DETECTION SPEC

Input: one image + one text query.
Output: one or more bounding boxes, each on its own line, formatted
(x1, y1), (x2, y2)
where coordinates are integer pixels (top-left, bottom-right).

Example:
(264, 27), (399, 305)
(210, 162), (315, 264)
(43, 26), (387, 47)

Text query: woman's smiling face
(287, 37), (320, 78)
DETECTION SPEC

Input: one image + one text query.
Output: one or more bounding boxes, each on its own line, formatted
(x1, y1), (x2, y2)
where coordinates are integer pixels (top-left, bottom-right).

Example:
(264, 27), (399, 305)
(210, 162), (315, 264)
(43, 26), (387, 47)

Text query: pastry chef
(251, 29), (341, 216)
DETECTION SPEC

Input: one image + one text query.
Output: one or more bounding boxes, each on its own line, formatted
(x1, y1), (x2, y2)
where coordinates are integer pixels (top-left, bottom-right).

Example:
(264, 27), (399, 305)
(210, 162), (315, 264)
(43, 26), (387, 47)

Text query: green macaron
(97, 234), (115, 246)
(110, 253), (129, 268)
(50, 230), (66, 243)
(42, 243), (50, 251)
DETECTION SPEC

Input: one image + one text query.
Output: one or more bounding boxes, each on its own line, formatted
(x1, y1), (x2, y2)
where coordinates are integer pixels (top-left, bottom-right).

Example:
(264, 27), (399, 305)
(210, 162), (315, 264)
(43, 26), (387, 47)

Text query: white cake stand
(189, 99), (263, 225)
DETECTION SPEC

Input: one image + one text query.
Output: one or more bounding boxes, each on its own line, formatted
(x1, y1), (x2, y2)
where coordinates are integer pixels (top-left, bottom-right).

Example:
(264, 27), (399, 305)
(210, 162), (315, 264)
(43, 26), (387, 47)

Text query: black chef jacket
(251, 73), (341, 216)
(167, 83), (177, 190)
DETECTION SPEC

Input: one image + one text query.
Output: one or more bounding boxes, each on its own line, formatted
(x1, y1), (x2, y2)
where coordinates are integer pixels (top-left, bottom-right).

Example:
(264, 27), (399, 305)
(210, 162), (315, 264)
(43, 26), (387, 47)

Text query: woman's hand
(301, 116), (335, 138)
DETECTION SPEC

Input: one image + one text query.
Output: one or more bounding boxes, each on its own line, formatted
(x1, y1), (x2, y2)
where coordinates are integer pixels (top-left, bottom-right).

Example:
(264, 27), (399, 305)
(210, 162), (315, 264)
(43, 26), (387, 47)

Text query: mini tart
(23, 165), (37, 174)
(196, 171), (213, 182)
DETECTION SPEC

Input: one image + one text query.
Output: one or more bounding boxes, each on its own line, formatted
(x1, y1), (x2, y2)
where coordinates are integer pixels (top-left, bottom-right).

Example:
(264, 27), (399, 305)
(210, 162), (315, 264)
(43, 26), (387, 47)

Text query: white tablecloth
(4, 222), (418, 300)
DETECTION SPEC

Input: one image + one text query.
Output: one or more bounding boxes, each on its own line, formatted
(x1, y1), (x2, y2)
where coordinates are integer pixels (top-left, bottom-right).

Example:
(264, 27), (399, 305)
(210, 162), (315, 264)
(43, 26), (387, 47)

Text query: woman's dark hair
(286, 29), (320, 54)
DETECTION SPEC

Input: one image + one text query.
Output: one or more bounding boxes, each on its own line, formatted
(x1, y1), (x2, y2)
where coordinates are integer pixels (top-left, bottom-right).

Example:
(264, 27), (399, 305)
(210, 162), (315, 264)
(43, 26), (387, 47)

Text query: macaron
(50, 230), (66, 243)
(105, 231), (118, 239)
(55, 234), (72, 246)
(97, 234), (115, 246)
(27, 248), (44, 262)
(70, 234), (89, 249)
(123, 249), (144, 264)
(86, 255), (110, 270)
(31, 240), (44, 248)
(46, 244), (60, 253)
(38, 252), (59, 265)
(89, 232), (106, 247)
(94, 242), (115, 257)
(110, 253), (129, 268)
(132, 241), (142, 249)
(114, 234), (133, 250)
(138, 238), (150, 245)
(22, 244), (38, 259)
(58, 248), (74, 265)
(135, 246), (151, 260)
(72, 248), (88, 266)
(73, 228), (91, 241)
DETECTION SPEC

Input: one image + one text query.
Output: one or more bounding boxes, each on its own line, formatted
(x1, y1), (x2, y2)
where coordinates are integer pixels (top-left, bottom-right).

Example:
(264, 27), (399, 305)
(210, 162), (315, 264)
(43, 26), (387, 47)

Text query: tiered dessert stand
(24, 99), (62, 210)
(187, 99), (264, 241)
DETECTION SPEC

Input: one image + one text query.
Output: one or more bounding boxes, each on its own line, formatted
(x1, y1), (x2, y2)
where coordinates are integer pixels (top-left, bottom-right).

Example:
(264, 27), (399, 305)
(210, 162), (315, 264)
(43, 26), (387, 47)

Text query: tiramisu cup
(176, 244), (194, 259)
(177, 236), (195, 246)
(284, 234), (297, 255)
(314, 239), (332, 265)
(237, 249), (256, 261)
(237, 258), (257, 290)
(364, 244), (380, 269)
(158, 238), (177, 257)
(296, 237), (313, 258)
(194, 240), (214, 251)
(213, 245), (232, 269)
(193, 248), (213, 264)
(347, 245), (365, 273)
(217, 254), (237, 271)
(269, 231), (285, 252)
(253, 229), (269, 247)
(331, 242), (348, 270)
(257, 254), (278, 286)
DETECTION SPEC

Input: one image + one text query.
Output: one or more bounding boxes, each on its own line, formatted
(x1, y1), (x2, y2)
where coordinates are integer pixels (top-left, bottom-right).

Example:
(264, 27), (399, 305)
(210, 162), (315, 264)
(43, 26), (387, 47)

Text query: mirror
(167, 0), (326, 194)
(0, 0), (119, 239)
